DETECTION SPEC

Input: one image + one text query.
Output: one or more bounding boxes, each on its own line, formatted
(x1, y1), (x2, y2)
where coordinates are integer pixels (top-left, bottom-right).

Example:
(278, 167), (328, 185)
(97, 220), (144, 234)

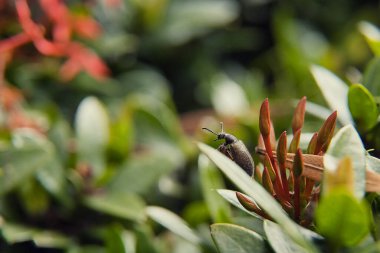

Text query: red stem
(294, 176), (300, 222)
(263, 136), (284, 194)
(279, 162), (291, 202)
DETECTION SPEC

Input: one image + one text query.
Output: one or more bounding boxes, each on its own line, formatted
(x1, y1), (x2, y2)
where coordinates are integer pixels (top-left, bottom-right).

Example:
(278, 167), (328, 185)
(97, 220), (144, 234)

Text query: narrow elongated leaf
(211, 223), (266, 253)
(198, 143), (317, 252)
(85, 191), (146, 221)
(348, 84), (378, 132)
(146, 206), (201, 245)
(324, 125), (366, 198)
(310, 65), (352, 125)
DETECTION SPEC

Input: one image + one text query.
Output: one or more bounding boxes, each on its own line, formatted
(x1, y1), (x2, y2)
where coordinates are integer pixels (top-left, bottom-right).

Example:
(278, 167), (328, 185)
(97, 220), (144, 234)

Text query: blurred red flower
(0, 0), (109, 81)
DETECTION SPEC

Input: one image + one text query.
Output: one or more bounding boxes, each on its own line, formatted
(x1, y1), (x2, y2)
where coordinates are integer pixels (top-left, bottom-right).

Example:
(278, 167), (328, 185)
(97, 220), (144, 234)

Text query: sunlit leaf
(310, 65), (352, 125)
(211, 74), (250, 117)
(211, 223), (266, 253)
(75, 96), (110, 177)
(324, 125), (366, 198)
(358, 21), (380, 56)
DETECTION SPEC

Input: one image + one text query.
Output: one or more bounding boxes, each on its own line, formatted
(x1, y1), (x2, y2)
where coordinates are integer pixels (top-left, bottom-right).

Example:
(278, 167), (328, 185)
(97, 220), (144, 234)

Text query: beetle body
(203, 123), (254, 176)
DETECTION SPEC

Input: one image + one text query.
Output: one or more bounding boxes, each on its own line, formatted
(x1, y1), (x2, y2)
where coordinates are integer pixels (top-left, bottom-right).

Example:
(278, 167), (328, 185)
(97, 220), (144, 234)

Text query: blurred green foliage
(1, 0), (380, 252)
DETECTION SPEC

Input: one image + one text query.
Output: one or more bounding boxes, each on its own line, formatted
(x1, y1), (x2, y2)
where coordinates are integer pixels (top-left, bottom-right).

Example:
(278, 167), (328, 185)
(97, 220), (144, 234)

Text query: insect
(202, 122), (254, 176)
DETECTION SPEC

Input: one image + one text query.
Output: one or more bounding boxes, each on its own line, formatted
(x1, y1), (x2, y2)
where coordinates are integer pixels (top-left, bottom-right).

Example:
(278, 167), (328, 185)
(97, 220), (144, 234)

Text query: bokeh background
(0, 0), (380, 252)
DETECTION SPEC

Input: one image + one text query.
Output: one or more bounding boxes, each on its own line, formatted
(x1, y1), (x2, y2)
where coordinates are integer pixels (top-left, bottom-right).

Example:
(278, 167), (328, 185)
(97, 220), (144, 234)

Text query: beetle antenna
(220, 122), (224, 133)
(202, 127), (220, 141)
(202, 127), (218, 136)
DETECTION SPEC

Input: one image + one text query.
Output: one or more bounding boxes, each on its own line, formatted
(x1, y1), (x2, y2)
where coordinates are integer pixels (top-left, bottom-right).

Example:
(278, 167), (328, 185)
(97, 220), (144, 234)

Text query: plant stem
(294, 175), (300, 223)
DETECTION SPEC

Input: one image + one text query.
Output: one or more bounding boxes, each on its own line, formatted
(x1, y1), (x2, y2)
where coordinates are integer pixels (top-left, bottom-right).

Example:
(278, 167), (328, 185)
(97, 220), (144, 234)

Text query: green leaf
(84, 191), (146, 222)
(36, 155), (65, 199)
(211, 223), (266, 253)
(0, 130), (53, 195)
(264, 220), (308, 253)
(199, 154), (231, 223)
(75, 96), (110, 177)
(348, 84), (378, 132)
(110, 148), (182, 195)
(324, 125), (366, 198)
(198, 143), (317, 252)
(358, 21), (380, 56)
(363, 57), (380, 95)
(232, 217), (265, 239)
(146, 206), (201, 245)
(315, 189), (370, 247)
(160, 1), (238, 45)
(1, 223), (71, 248)
(310, 65), (352, 125)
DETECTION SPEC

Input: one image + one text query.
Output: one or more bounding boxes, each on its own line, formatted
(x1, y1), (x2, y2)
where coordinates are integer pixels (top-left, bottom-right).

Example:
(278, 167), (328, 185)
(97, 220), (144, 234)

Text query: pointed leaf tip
(259, 98), (271, 137)
(292, 97), (307, 133)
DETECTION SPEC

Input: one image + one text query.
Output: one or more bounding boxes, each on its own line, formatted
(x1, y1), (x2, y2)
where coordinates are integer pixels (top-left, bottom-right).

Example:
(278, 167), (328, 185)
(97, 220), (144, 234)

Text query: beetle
(202, 122), (254, 176)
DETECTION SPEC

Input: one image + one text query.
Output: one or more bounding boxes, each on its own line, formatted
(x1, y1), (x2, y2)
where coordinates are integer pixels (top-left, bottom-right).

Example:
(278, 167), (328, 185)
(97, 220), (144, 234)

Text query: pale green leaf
(366, 154), (380, 174)
(358, 21), (380, 56)
(324, 125), (366, 198)
(211, 223), (266, 253)
(146, 206), (201, 245)
(75, 96), (110, 177)
(233, 216), (265, 239)
(310, 65), (352, 125)
(84, 191), (146, 221)
(211, 74), (250, 117)
(264, 220), (308, 253)
(363, 57), (380, 96)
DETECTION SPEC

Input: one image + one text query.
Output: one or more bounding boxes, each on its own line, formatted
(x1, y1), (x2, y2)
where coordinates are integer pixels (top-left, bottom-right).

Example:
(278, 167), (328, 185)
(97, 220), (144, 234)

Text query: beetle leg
(218, 144), (234, 161)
